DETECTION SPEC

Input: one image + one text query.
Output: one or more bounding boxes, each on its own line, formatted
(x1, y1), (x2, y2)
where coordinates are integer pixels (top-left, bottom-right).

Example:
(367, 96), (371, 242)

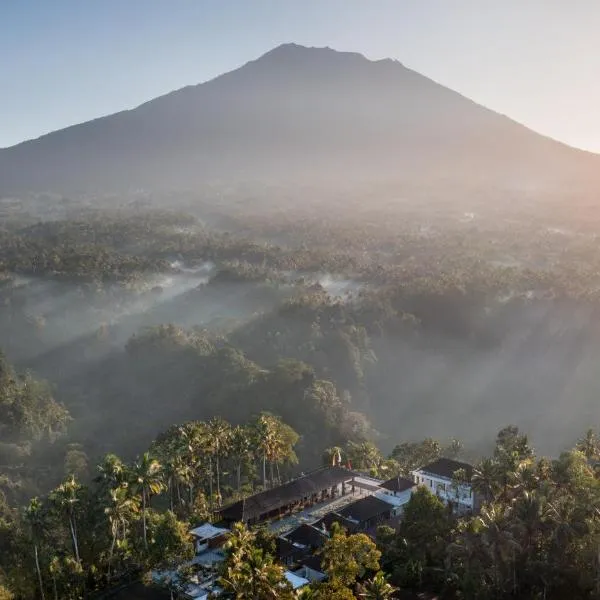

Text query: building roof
(189, 523), (229, 540)
(381, 476), (416, 493)
(339, 495), (392, 524)
(284, 570), (310, 590)
(299, 554), (324, 572)
(275, 536), (302, 560)
(313, 511), (359, 534)
(217, 466), (354, 523)
(284, 524), (328, 548)
(415, 458), (473, 481)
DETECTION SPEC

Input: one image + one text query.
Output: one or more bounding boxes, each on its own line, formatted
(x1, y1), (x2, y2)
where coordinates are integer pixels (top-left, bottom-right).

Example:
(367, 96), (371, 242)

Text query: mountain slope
(1, 43), (598, 195)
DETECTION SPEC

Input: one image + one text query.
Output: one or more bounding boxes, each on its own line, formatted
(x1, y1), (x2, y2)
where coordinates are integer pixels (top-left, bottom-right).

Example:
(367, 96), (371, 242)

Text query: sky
(2, 0), (600, 151)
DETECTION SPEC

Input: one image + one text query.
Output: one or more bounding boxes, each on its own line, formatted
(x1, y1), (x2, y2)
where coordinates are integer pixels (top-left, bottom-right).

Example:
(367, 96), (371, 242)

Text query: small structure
(313, 511), (359, 534)
(284, 523), (328, 551)
(189, 523), (229, 554)
(275, 536), (307, 567)
(338, 495), (393, 531)
(284, 570), (310, 590)
(411, 458), (474, 513)
(378, 475), (417, 515)
(292, 563), (327, 584)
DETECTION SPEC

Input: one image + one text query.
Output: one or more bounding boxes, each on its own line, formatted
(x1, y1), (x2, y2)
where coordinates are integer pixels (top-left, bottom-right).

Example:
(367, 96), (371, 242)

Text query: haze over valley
(2, 43), (600, 466)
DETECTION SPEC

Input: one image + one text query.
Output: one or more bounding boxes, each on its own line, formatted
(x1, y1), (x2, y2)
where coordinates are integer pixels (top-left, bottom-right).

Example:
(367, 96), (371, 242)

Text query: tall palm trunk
(208, 455), (214, 507)
(269, 462), (274, 489)
(262, 454), (267, 489)
(142, 488), (148, 550)
(34, 543), (46, 600)
(108, 529), (116, 580)
(215, 450), (221, 503)
(68, 515), (80, 563)
(236, 462), (242, 492)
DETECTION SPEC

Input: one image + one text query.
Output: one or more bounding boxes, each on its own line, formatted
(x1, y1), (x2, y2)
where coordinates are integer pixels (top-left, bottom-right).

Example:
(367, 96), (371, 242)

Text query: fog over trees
(1, 44), (600, 598)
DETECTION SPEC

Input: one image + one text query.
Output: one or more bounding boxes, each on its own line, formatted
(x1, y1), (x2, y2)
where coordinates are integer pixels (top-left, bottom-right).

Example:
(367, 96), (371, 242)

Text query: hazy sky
(2, 1), (600, 151)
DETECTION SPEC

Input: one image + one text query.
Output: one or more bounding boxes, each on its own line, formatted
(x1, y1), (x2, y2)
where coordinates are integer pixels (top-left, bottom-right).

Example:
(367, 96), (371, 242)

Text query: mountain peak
(0, 43), (597, 195)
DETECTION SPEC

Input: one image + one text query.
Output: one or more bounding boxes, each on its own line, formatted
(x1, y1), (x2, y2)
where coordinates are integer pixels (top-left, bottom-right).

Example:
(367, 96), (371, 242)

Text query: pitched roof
(217, 466), (353, 523)
(189, 523), (229, 540)
(313, 511), (359, 534)
(380, 476), (415, 493)
(416, 458), (473, 481)
(284, 524), (328, 548)
(275, 536), (303, 560)
(339, 495), (392, 524)
(299, 554), (324, 572)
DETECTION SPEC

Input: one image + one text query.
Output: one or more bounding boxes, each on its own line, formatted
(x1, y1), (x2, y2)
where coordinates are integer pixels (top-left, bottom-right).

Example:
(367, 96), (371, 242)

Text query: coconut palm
(49, 475), (82, 563)
(131, 452), (164, 550)
(477, 504), (522, 594)
(25, 497), (47, 600)
(577, 429), (600, 460)
(104, 485), (139, 578)
(229, 424), (254, 493)
(472, 458), (500, 503)
(219, 522), (293, 599)
(206, 417), (232, 505)
(358, 571), (397, 599)
(95, 453), (127, 491)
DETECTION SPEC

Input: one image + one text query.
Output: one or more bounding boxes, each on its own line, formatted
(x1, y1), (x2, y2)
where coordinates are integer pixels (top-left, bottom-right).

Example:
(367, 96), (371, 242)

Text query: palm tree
(472, 458), (500, 503)
(25, 497), (47, 600)
(206, 417), (231, 505)
(477, 503), (521, 595)
(358, 571), (397, 599)
(49, 475), (82, 563)
(252, 413), (298, 488)
(104, 486), (139, 579)
(131, 452), (164, 550)
(219, 522), (293, 599)
(95, 453), (126, 491)
(577, 429), (600, 460)
(230, 424), (254, 493)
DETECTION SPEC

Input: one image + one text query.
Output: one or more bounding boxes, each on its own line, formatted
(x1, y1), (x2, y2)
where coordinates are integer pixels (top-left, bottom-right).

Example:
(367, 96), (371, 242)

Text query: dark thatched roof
(416, 458), (473, 481)
(217, 466), (354, 523)
(284, 524), (328, 549)
(339, 495), (392, 524)
(381, 476), (416, 493)
(313, 511), (359, 534)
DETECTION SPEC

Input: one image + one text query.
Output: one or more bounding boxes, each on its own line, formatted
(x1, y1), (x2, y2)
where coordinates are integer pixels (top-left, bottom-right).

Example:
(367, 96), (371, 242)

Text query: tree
(476, 503), (521, 595)
(390, 438), (441, 476)
(144, 510), (194, 570)
(104, 485), (139, 578)
(229, 424), (254, 493)
(219, 522), (294, 599)
(206, 417), (232, 505)
(48, 475), (82, 563)
(24, 497), (47, 600)
(357, 571), (397, 599)
(131, 452), (164, 550)
(576, 428), (600, 460)
(95, 453), (127, 492)
(321, 523), (381, 587)
(471, 457), (500, 503)
(346, 441), (382, 475)
(391, 487), (451, 587)
(494, 425), (533, 462)
(252, 413), (299, 488)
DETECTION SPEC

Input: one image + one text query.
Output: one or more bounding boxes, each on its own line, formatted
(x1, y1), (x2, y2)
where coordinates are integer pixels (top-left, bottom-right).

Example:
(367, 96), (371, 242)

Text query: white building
(377, 475), (417, 514)
(411, 458), (475, 513)
(189, 523), (229, 554)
